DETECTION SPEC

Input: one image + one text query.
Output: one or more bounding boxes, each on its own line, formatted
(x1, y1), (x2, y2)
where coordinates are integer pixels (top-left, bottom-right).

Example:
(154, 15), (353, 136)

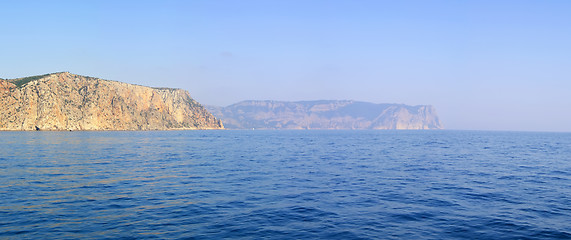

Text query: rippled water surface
(1, 130), (570, 239)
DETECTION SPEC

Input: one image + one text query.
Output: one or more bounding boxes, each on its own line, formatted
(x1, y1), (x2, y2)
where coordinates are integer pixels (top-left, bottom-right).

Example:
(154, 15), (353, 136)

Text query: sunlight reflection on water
(1, 130), (570, 239)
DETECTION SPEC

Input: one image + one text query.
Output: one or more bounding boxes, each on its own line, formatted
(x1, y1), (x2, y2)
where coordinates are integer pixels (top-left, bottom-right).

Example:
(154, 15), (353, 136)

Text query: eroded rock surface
(0, 72), (223, 131)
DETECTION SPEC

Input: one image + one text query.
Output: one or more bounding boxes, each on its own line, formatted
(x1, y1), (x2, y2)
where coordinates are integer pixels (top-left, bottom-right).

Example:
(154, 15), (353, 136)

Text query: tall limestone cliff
(208, 100), (443, 130)
(0, 72), (223, 131)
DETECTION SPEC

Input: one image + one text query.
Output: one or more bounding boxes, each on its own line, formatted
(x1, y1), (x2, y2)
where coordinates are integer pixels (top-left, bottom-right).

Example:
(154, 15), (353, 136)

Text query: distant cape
(0, 72), (223, 131)
(207, 100), (443, 130)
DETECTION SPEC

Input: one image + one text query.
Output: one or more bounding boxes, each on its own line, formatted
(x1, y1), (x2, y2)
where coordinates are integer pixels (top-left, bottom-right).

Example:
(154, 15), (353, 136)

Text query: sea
(0, 130), (570, 239)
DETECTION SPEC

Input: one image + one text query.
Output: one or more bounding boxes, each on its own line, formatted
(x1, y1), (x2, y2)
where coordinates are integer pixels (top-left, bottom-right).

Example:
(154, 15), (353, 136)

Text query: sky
(1, 0), (570, 132)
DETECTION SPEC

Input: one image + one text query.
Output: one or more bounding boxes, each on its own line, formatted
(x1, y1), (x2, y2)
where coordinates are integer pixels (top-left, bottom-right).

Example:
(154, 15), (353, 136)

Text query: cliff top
(5, 72), (62, 88)
(229, 99), (433, 109)
(3, 72), (180, 91)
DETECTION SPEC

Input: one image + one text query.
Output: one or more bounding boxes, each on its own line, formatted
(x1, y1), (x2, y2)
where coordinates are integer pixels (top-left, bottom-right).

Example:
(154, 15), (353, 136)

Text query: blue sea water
(0, 130), (570, 239)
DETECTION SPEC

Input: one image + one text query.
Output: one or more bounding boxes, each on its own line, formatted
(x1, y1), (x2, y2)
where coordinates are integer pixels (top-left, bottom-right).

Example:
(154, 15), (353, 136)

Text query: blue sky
(1, 0), (570, 132)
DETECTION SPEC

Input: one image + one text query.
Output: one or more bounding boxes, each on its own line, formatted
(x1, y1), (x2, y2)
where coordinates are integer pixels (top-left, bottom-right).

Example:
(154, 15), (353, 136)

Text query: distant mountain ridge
(207, 100), (443, 130)
(0, 72), (223, 131)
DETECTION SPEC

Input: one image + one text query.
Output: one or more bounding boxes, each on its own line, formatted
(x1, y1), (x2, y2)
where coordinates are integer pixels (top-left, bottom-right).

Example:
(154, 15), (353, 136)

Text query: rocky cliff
(208, 100), (442, 130)
(0, 72), (223, 131)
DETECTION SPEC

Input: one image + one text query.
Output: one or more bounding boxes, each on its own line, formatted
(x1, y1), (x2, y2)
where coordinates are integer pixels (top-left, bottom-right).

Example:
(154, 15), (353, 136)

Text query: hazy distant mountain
(207, 100), (443, 130)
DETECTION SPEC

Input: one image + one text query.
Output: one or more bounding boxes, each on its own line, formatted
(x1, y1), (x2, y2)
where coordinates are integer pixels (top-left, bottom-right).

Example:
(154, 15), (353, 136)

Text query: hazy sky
(1, 0), (570, 132)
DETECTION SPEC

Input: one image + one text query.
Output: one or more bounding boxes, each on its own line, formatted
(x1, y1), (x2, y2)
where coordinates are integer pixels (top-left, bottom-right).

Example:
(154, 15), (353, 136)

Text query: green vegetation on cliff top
(8, 73), (55, 88)
(6, 72), (183, 91)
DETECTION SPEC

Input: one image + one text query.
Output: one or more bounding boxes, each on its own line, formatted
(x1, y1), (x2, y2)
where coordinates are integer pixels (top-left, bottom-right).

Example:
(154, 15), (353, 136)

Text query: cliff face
(208, 100), (443, 130)
(0, 72), (223, 131)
